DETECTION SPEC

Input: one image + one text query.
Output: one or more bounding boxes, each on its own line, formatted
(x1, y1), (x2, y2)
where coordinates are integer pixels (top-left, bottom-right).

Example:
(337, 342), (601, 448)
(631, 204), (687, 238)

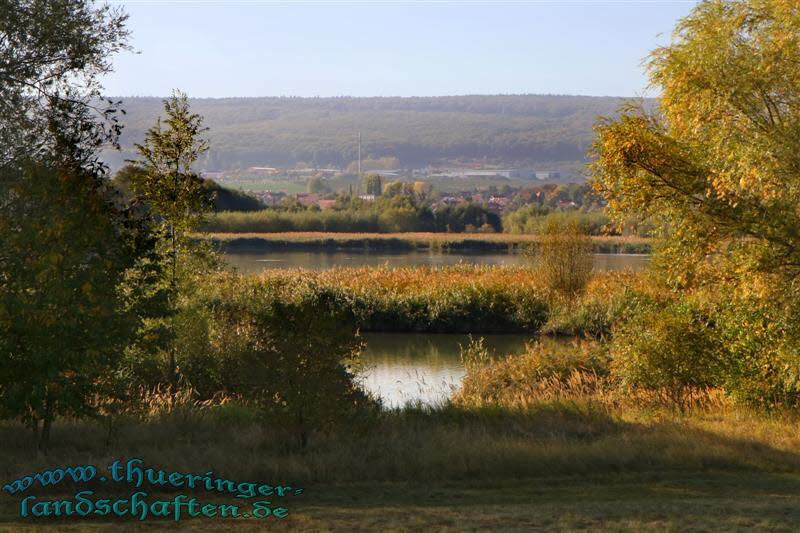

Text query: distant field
(197, 232), (652, 254)
(217, 179), (306, 193)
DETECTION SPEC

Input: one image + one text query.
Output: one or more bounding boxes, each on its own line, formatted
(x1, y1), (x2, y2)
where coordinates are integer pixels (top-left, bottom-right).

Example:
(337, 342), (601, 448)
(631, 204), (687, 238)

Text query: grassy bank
(4, 474), (799, 530)
(197, 231), (653, 254)
(3, 398), (800, 530)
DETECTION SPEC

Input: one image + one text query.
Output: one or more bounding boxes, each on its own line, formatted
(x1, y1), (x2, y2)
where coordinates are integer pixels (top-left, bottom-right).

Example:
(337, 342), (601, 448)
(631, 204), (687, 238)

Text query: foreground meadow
(3, 388), (800, 531)
(3, 263), (797, 531)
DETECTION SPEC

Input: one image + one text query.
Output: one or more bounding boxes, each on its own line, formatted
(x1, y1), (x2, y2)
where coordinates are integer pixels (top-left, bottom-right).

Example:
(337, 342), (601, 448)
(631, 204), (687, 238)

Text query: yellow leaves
(739, 175), (749, 190)
(60, 370), (78, 380)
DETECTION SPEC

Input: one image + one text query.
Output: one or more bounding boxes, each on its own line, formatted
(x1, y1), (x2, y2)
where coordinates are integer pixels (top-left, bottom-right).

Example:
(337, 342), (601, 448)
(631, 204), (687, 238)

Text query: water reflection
(357, 332), (576, 408)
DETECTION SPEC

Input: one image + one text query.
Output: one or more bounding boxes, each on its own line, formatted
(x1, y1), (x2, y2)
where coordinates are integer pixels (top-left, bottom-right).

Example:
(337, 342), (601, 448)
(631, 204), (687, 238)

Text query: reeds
(454, 338), (615, 409)
(245, 265), (551, 333)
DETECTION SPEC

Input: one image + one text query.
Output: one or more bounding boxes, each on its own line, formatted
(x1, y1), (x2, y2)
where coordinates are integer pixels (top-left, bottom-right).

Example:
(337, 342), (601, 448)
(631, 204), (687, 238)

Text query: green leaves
(130, 90), (212, 234)
(0, 159), (163, 446)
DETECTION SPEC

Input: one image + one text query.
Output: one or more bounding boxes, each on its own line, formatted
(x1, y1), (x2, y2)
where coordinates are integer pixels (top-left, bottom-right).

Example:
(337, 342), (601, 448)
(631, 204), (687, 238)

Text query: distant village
(204, 164), (583, 215)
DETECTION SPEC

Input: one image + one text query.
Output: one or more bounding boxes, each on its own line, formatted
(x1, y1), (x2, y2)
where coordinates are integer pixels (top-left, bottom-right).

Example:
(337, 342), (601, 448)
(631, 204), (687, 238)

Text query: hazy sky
(103, 1), (698, 98)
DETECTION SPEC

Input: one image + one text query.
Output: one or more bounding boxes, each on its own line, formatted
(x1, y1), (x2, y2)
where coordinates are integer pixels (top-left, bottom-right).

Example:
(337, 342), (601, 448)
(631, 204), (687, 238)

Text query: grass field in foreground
(2, 401), (800, 531)
(197, 232), (652, 254)
(3, 472), (800, 531)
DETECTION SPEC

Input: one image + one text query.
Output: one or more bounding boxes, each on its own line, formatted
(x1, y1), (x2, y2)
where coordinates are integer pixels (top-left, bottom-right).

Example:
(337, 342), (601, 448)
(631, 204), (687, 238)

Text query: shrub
(533, 216), (594, 296)
(609, 301), (723, 411)
(709, 280), (800, 409)
(543, 270), (664, 338)
(163, 274), (377, 447)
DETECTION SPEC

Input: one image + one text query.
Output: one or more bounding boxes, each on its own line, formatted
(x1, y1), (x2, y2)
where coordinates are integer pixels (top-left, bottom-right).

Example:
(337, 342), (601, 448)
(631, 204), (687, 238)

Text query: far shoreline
(195, 232), (653, 255)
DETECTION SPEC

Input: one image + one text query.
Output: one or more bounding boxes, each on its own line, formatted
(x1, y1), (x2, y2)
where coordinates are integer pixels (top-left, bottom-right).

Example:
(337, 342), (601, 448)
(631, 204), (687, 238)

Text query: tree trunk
(170, 221), (178, 387)
(38, 397), (52, 453)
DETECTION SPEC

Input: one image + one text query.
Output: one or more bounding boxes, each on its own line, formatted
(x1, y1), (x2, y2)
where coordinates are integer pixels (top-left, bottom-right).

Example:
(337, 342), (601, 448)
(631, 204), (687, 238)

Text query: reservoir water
(357, 333), (588, 408)
(221, 251), (634, 407)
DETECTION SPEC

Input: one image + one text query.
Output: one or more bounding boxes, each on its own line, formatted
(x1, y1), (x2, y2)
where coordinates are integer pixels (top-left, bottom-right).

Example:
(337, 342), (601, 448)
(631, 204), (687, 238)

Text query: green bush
(710, 282), (800, 409)
(542, 271), (662, 338)
(610, 301), (723, 410)
(139, 274), (378, 447)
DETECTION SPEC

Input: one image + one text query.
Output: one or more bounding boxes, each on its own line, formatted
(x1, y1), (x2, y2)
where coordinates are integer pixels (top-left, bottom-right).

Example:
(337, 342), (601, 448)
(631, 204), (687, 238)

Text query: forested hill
(105, 95), (653, 174)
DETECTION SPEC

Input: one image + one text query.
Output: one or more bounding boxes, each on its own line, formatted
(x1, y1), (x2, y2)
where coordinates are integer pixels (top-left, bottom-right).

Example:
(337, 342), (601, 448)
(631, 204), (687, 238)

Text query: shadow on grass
(3, 402), (800, 529)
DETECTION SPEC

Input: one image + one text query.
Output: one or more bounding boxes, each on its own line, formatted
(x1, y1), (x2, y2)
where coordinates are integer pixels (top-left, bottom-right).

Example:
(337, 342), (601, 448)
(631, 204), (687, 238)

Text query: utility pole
(357, 132), (362, 179)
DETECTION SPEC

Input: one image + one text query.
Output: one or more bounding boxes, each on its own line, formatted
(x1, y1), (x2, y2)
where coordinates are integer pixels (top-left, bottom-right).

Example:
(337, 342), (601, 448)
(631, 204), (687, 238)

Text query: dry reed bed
(233, 266), (649, 335)
(246, 265), (554, 333)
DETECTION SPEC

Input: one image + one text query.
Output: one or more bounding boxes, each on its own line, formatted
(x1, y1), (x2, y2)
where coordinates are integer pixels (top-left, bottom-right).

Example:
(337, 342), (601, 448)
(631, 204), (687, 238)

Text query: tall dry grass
(247, 266), (552, 333)
(455, 338), (614, 409)
(3, 385), (799, 490)
(157, 266), (653, 336)
(453, 335), (725, 414)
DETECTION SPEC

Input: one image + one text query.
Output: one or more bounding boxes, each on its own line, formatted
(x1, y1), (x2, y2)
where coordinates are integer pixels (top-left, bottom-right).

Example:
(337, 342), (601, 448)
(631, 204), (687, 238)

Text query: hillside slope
(105, 95), (652, 175)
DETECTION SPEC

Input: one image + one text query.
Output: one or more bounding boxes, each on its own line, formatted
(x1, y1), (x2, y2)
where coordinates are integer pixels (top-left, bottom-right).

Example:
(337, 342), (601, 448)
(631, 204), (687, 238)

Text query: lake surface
(224, 250), (649, 273)
(357, 332), (585, 408)
(220, 250), (635, 407)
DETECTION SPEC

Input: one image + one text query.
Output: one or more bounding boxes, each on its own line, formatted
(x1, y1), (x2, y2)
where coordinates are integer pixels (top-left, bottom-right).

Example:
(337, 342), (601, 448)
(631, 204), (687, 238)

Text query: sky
(102, 0), (699, 98)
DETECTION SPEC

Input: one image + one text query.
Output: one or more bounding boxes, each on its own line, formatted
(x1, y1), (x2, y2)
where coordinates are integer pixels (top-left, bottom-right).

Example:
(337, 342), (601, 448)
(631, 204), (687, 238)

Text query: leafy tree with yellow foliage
(592, 0), (800, 407)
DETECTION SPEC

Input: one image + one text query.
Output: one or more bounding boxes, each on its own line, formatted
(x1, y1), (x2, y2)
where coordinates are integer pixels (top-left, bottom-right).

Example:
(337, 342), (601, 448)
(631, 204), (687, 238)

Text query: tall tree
(0, 125), (161, 451)
(591, 0), (800, 406)
(0, 1), (166, 449)
(363, 173), (383, 196)
(128, 90), (212, 383)
(0, 0), (130, 169)
(307, 175), (328, 194)
(592, 0), (800, 284)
